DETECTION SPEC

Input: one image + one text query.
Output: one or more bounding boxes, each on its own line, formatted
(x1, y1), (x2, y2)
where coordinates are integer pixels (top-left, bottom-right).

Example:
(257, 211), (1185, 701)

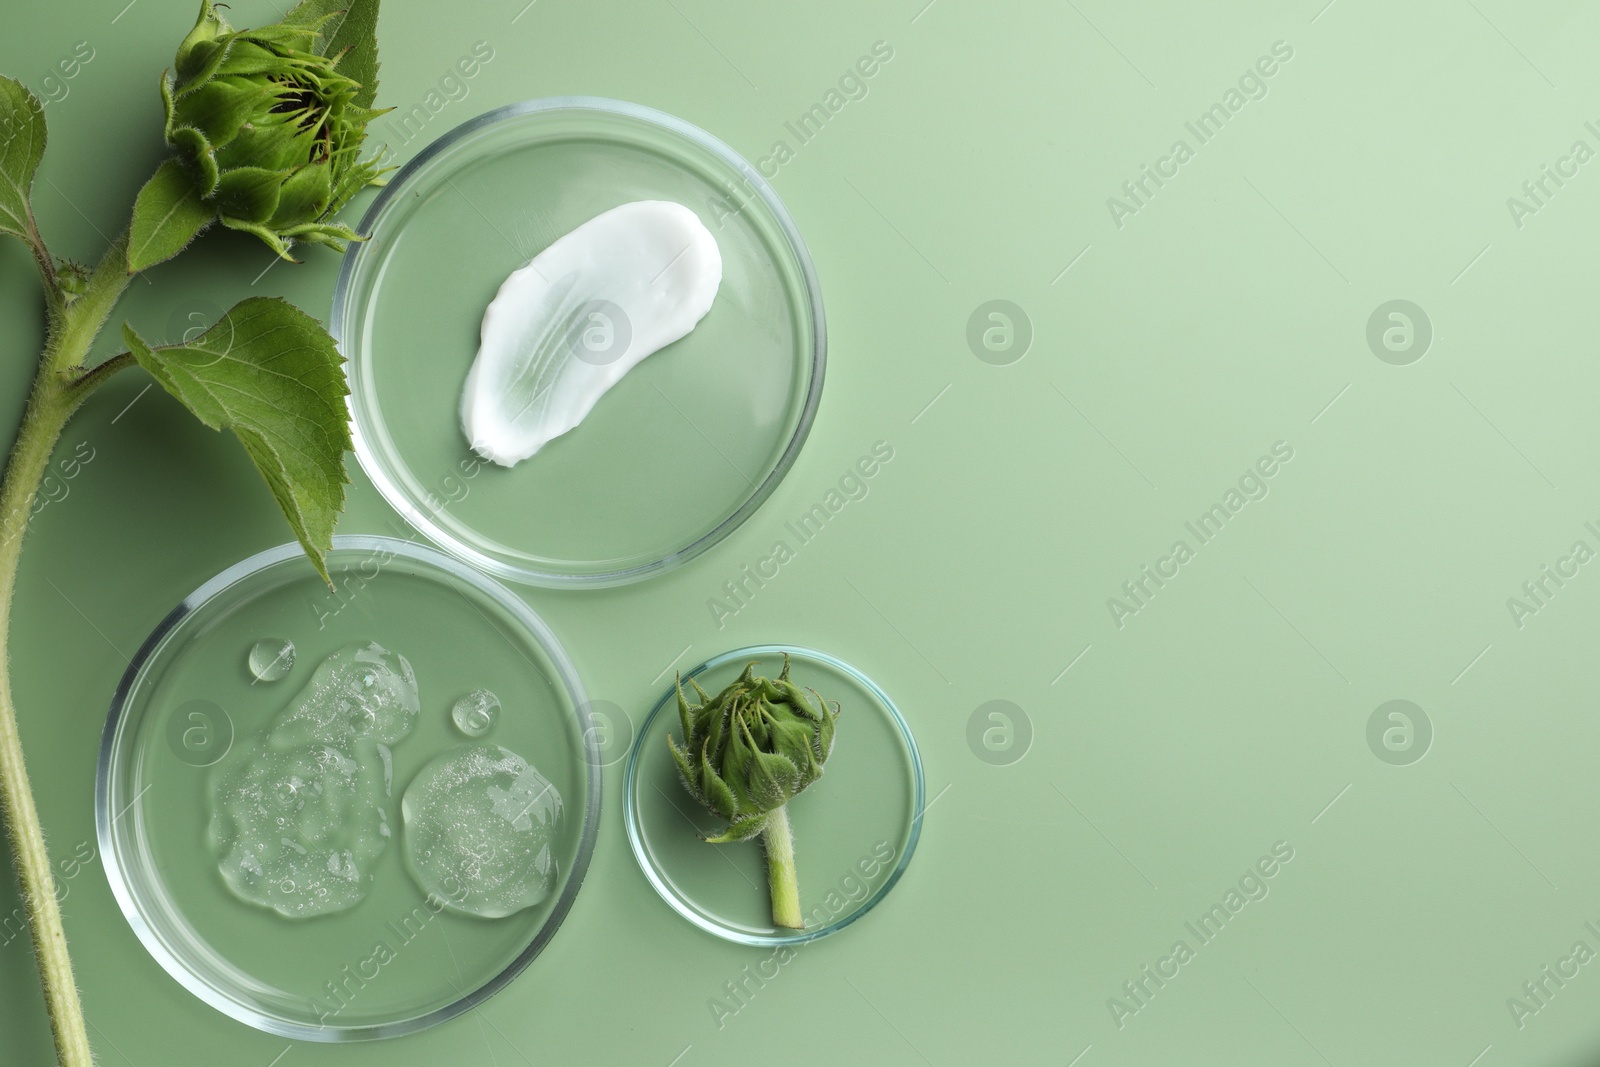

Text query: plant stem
(23, 208), (64, 328)
(762, 804), (802, 930)
(0, 231), (132, 1067)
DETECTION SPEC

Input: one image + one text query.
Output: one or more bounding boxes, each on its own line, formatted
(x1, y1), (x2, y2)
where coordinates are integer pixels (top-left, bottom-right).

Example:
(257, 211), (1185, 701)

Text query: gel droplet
(247, 637), (295, 683)
(451, 689), (500, 738)
(401, 744), (562, 918)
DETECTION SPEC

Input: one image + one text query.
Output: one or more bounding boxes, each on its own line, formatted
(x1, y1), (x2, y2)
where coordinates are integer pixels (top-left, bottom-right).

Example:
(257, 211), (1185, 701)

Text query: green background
(3, 0), (1599, 1064)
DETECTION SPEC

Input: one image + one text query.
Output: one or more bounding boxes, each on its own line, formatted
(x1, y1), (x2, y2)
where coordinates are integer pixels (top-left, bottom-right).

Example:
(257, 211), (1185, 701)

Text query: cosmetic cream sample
(460, 200), (723, 466)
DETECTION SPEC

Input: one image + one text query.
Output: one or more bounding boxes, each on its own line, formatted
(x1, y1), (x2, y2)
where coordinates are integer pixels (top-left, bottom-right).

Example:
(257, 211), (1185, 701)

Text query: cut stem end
(762, 804), (803, 930)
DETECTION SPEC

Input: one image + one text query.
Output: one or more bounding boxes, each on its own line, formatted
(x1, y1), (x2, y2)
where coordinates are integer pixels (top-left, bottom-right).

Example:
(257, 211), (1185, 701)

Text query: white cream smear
(460, 200), (723, 466)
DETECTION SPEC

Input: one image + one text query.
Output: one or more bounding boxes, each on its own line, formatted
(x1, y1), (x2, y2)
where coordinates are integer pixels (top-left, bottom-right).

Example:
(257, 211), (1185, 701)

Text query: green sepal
(214, 38), (295, 78)
(704, 813), (769, 844)
(675, 676), (698, 752)
(269, 163), (331, 228)
(239, 21), (324, 49)
(704, 691), (731, 756)
(168, 125), (218, 195)
(766, 711), (821, 778)
(217, 214), (297, 261)
(666, 734), (701, 803)
(173, 0), (231, 80)
(744, 722), (800, 809)
(809, 688), (837, 761)
(175, 76), (271, 147)
(325, 145), (389, 217)
(723, 709), (756, 808)
(213, 117), (311, 174)
(174, 33), (237, 95)
(280, 221), (361, 252)
(698, 740), (739, 820)
(127, 158), (214, 273)
(214, 165), (286, 223)
(688, 677), (711, 705)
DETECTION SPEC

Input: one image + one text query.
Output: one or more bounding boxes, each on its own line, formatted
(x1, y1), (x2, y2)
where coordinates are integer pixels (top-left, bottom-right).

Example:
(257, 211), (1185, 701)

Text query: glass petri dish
(624, 645), (923, 946)
(332, 97), (826, 587)
(96, 536), (601, 1041)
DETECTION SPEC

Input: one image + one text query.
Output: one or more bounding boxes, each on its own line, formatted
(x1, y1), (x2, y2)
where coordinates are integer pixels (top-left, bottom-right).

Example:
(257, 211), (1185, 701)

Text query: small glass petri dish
(332, 97), (826, 587)
(624, 645), (923, 946)
(96, 536), (600, 1041)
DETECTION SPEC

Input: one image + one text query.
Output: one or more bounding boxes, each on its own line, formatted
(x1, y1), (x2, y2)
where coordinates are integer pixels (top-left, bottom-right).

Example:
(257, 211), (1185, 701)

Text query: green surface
(4, 1), (1600, 1065)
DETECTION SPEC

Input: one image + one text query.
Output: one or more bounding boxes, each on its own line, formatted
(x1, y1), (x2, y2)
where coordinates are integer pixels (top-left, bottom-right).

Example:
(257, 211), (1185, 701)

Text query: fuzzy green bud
(667, 654), (839, 845)
(159, 0), (390, 261)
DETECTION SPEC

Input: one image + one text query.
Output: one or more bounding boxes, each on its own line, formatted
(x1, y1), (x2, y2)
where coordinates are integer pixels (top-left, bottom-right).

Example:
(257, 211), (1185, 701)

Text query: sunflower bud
(667, 654), (838, 844)
(159, 0), (389, 261)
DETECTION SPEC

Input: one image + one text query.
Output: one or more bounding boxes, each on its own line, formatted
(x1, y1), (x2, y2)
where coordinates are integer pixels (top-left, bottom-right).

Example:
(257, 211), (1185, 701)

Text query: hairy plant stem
(763, 804), (802, 930)
(0, 228), (133, 1067)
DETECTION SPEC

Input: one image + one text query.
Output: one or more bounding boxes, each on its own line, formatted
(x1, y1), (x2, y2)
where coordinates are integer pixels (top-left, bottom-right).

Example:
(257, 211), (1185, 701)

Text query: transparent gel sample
(451, 689), (500, 738)
(401, 744), (563, 918)
(209, 642), (420, 918)
(209, 741), (391, 918)
(247, 637), (295, 682)
(266, 642), (420, 749)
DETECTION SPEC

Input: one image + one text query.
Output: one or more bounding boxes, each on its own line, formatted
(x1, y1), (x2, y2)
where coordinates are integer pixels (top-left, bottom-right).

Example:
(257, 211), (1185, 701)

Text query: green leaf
(284, 0), (381, 108)
(127, 159), (214, 273)
(122, 298), (351, 585)
(0, 75), (45, 242)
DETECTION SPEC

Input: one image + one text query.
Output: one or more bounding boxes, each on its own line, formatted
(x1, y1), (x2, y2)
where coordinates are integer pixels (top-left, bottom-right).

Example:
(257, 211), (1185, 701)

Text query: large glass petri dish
(96, 536), (601, 1041)
(624, 645), (923, 946)
(332, 98), (826, 587)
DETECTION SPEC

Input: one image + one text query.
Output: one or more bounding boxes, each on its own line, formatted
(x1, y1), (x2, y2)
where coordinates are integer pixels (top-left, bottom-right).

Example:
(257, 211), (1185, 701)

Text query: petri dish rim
(94, 535), (603, 1042)
(330, 96), (828, 589)
(623, 644), (924, 947)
